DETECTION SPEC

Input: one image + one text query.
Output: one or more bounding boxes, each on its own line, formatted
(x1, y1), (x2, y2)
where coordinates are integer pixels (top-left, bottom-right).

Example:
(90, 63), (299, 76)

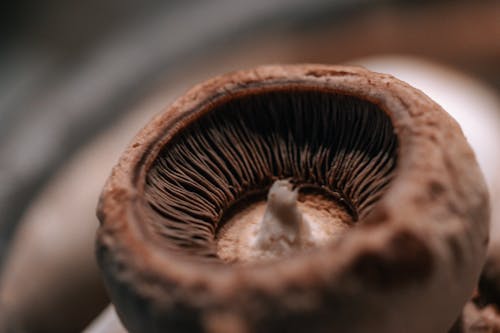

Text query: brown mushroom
(96, 64), (489, 333)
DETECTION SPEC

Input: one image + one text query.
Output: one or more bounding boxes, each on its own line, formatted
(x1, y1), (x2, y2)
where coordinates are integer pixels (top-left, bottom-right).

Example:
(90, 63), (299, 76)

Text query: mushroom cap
(96, 64), (489, 333)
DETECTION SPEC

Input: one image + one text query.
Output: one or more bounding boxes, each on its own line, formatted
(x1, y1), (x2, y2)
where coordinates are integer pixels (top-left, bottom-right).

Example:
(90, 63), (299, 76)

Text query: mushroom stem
(253, 180), (311, 256)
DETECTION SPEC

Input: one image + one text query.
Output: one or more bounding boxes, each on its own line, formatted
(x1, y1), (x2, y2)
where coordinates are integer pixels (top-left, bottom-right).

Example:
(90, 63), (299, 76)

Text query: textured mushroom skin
(96, 65), (489, 333)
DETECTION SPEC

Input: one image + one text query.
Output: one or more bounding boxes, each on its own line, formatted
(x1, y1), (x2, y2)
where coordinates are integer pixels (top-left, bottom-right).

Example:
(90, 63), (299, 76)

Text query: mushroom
(96, 65), (489, 333)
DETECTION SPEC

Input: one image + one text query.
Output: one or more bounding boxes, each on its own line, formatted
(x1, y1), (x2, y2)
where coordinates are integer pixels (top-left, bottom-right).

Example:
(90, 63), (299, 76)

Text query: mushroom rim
(96, 64), (488, 331)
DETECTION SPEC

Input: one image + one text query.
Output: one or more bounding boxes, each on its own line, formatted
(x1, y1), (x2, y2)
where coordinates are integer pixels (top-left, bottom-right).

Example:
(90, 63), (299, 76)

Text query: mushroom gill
(143, 91), (397, 261)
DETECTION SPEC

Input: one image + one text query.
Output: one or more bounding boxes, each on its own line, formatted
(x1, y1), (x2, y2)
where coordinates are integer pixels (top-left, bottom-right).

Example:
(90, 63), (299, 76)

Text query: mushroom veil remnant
(96, 65), (489, 333)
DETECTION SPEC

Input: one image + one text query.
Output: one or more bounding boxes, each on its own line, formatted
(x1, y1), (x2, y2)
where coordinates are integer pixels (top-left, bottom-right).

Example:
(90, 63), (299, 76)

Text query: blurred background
(1, 0), (499, 332)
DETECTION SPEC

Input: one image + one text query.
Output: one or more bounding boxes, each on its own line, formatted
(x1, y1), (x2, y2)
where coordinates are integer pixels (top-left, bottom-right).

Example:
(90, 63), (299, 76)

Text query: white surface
(83, 305), (126, 333)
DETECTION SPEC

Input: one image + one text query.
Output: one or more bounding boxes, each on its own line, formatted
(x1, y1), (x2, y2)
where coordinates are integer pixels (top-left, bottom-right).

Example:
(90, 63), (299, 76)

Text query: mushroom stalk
(253, 180), (311, 257)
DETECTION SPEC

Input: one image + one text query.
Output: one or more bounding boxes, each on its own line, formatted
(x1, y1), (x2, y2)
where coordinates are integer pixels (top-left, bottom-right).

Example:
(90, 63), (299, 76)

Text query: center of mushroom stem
(217, 179), (353, 263)
(252, 180), (312, 255)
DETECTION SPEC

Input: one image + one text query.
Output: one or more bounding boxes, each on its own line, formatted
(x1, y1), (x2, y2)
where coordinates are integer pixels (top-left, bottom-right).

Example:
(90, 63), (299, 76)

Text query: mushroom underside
(143, 90), (398, 261)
